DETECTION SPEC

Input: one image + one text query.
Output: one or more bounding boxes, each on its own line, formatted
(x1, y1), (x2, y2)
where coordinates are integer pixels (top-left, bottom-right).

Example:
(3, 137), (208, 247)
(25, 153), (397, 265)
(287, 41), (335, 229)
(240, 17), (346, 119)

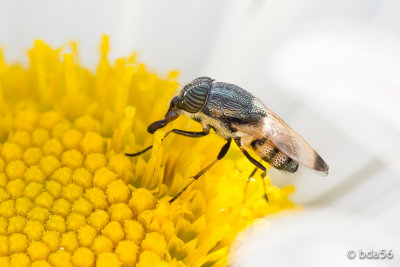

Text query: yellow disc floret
(108, 203), (133, 223)
(87, 209), (109, 231)
(103, 221), (124, 244)
(32, 128), (50, 147)
(141, 232), (167, 256)
(42, 139), (64, 157)
(6, 160), (26, 180)
(84, 188), (108, 210)
(8, 215), (26, 234)
(84, 153), (107, 172)
(48, 250), (72, 267)
(81, 132), (104, 154)
(25, 166), (45, 183)
(50, 167), (72, 186)
(93, 167), (117, 190)
(1, 143), (22, 162)
(42, 231), (60, 251)
(45, 215), (66, 233)
(91, 235), (113, 254)
(10, 253), (30, 267)
(106, 179), (129, 203)
(77, 225), (96, 247)
(10, 131), (31, 149)
(23, 147), (43, 166)
(62, 150), (83, 169)
(9, 233), (28, 253)
(0, 235), (9, 255)
(71, 247), (94, 267)
(27, 241), (50, 261)
(24, 221), (44, 240)
(15, 197), (33, 216)
(0, 199), (15, 218)
(72, 168), (92, 188)
(115, 240), (138, 266)
(96, 252), (121, 267)
(61, 231), (79, 252)
(71, 198), (92, 216)
(7, 179), (25, 199)
(124, 220), (145, 244)
(62, 129), (83, 150)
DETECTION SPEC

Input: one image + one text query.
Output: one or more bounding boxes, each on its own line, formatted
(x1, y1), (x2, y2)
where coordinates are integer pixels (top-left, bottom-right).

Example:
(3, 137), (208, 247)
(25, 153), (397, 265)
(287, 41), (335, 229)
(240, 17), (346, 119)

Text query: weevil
(126, 77), (329, 203)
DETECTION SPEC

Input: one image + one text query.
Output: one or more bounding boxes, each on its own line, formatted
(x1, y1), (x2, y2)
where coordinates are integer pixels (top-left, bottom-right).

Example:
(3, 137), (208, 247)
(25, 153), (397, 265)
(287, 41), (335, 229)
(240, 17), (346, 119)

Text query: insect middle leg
(234, 139), (269, 202)
(169, 138), (232, 203)
(125, 128), (210, 157)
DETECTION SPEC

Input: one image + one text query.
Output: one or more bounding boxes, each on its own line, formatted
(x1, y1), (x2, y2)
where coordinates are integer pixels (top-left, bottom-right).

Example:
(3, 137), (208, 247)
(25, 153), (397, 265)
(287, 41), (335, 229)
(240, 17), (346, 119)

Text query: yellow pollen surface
(0, 37), (296, 266)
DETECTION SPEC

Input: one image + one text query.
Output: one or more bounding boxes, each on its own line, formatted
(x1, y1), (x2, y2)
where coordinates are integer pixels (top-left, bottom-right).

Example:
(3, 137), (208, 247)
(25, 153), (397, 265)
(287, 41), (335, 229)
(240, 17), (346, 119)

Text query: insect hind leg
(234, 139), (269, 202)
(169, 138), (231, 204)
(261, 171), (269, 202)
(243, 167), (269, 203)
(243, 167), (257, 203)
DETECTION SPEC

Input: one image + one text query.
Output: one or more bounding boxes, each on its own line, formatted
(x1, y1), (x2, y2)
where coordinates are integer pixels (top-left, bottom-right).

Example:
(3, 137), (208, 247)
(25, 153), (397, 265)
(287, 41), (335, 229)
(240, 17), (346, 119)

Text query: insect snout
(147, 120), (168, 134)
(147, 99), (181, 134)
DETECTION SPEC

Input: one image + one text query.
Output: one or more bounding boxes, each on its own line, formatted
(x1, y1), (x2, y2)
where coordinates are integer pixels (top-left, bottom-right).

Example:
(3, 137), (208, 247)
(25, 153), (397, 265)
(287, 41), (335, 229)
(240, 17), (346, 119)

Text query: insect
(126, 77), (329, 203)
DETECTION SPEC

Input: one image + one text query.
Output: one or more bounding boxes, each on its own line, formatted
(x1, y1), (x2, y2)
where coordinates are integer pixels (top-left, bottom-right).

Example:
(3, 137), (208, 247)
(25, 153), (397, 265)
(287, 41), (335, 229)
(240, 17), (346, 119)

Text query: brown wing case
(232, 109), (329, 175)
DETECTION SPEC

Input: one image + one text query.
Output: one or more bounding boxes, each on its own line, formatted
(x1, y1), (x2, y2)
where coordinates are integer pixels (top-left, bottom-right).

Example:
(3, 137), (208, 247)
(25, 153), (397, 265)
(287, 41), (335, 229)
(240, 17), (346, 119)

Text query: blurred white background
(1, 0), (399, 266)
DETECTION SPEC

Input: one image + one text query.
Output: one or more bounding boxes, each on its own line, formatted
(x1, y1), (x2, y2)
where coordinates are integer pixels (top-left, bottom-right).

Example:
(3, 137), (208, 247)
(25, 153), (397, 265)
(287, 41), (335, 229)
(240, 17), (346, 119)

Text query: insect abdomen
(251, 139), (298, 173)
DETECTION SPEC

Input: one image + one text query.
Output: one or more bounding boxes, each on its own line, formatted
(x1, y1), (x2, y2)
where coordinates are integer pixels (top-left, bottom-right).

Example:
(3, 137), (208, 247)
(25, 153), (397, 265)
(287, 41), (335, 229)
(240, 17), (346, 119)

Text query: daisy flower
(0, 36), (295, 266)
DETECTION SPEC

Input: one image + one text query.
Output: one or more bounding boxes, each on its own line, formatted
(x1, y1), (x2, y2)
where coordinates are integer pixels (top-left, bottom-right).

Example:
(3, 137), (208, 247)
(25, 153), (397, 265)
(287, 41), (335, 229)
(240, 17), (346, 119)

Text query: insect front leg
(125, 127), (210, 157)
(170, 126), (210, 137)
(234, 138), (269, 202)
(169, 138), (232, 203)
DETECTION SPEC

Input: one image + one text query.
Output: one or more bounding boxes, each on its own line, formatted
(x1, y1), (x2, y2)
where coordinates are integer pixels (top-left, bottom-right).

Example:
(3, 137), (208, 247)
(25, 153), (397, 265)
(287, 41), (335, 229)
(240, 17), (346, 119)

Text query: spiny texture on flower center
(0, 37), (295, 266)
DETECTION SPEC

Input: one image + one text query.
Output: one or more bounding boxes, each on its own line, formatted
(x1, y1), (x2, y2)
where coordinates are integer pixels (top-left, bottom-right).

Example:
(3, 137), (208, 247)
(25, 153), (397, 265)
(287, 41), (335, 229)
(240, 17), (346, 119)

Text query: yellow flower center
(0, 36), (295, 266)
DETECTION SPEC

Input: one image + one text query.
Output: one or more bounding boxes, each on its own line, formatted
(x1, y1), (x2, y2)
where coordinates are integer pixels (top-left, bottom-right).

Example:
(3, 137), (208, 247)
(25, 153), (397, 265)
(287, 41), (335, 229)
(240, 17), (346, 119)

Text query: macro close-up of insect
(126, 76), (329, 203)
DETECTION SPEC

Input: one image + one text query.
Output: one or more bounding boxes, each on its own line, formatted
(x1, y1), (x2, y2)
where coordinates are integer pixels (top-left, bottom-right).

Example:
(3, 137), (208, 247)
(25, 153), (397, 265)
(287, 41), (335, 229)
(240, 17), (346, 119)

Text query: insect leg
(234, 139), (266, 171)
(125, 128), (210, 157)
(234, 139), (269, 202)
(169, 138), (232, 203)
(243, 167), (257, 203)
(170, 127), (210, 137)
(125, 145), (153, 157)
(261, 171), (269, 202)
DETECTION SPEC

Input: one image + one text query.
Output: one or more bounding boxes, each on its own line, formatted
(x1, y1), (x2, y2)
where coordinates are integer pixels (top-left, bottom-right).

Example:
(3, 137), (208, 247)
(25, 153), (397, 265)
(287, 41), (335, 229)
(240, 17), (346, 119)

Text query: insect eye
(179, 85), (209, 113)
